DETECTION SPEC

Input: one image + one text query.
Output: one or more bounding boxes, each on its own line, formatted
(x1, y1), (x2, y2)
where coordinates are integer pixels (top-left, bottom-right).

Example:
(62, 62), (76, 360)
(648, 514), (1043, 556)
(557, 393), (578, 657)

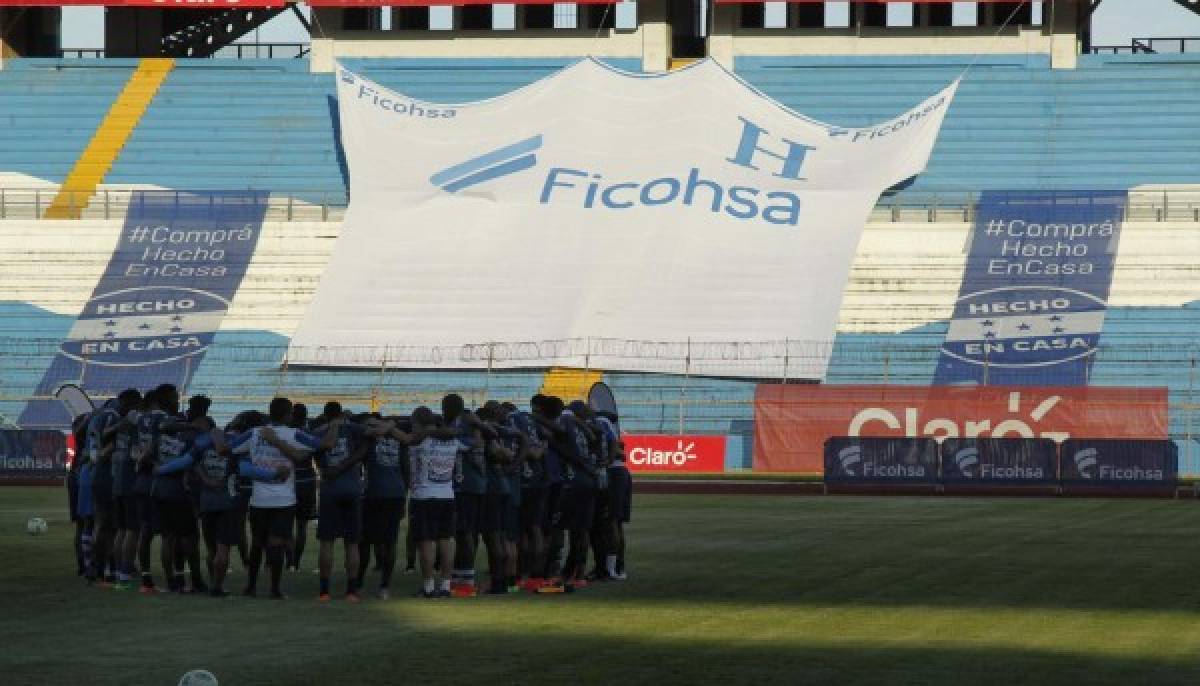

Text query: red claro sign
(621, 435), (726, 473)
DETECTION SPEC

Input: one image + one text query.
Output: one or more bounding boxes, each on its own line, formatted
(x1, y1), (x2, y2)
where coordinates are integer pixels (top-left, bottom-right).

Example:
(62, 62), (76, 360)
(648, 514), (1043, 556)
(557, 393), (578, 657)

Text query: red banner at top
(307, 0), (612, 5)
(0, 0), (284, 6)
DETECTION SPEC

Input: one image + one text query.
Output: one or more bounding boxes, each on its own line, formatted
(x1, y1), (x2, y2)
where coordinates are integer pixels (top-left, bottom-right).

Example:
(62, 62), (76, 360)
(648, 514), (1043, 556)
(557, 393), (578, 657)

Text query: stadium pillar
(1048, 0), (1079, 69)
(105, 8), (166, 57)
(708, 2), (734, 69)
(0, 7), (61, 59)
(641, 0), (670, 72)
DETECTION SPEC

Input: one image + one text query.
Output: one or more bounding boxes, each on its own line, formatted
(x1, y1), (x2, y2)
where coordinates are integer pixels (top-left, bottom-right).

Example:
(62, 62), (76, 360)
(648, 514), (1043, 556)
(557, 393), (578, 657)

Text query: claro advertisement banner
(622, 435), (726, 473)
(754, 385), (1168, 473)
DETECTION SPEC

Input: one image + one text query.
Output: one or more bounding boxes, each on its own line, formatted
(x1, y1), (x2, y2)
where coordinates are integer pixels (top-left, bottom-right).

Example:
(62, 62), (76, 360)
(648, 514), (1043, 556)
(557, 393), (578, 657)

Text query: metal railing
(0, 339), (1197, 468)
(0, 188), (348, 222)
(1090, 36), (1200, 54)
(58, 42), (311, 60)
(6, 187), (1200, 224)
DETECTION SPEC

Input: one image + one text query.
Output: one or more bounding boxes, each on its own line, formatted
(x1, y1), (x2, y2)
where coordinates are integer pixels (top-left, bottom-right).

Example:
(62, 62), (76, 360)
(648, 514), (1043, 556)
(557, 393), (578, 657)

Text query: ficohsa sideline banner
(754, 385), (1168, 473)
(0, 430), (68, 482)
(623, 435), (726, 473)
(289, 60), (957, 379)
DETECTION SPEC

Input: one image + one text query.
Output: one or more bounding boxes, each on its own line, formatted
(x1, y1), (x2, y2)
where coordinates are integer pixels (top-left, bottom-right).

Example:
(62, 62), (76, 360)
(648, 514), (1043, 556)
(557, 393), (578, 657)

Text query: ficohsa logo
(629, 440), (697, 468)
(1073, 448), (1098, 479)
(837, 445), (861, 476)
(954, 447), (979, 478)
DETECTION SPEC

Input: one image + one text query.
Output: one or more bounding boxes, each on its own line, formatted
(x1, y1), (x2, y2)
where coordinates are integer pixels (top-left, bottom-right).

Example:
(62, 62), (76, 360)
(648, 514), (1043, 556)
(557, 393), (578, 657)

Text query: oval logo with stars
(938, 285), (1106, 369)
(59, 286), (231, 367)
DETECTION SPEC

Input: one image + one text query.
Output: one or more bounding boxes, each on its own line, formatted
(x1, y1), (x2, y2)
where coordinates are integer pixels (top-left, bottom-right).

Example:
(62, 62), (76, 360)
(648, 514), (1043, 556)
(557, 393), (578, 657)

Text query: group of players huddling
(66, 383), (632, 601)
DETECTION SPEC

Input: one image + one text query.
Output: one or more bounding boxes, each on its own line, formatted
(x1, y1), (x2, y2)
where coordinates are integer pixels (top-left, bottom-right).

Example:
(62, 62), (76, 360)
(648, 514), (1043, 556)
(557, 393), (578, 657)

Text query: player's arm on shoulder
(238, 458), (290, 482)
(155, 450), (197, 476)
(263, 427), (314, 463)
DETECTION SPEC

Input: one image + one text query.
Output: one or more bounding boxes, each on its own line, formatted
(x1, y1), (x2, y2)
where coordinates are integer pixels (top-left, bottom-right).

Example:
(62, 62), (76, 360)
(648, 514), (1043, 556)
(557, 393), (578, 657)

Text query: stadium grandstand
(0, 0), (1197, 478)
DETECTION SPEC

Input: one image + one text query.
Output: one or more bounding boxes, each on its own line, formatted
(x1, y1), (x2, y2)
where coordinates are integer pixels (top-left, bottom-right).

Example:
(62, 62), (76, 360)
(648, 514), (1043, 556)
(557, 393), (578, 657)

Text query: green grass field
(4, 487), (1200, 685)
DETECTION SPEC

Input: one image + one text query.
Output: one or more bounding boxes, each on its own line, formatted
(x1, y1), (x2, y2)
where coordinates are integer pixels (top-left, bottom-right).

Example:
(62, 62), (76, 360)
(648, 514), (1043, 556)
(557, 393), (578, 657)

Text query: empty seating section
(0, 59), (135, 185)
(735, 53), (1200, 193)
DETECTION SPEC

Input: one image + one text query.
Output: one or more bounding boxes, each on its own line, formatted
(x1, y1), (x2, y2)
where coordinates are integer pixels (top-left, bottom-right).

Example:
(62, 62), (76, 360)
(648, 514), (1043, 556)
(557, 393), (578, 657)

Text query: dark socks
(267, 546), (284, 595)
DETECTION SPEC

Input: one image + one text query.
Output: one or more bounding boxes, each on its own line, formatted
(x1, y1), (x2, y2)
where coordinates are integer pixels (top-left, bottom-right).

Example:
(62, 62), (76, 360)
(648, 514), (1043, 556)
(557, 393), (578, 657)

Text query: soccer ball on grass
(26, 517), (48, 536)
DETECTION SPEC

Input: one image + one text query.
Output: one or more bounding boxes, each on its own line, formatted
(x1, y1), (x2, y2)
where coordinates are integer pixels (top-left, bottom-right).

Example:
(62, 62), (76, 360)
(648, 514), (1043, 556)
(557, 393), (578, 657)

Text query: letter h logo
(727, 117), (815, 181)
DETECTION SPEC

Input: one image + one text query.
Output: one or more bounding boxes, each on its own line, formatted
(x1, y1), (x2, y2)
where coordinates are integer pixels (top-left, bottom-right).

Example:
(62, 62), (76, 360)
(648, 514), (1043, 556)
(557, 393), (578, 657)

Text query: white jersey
(232, 426), (307, 508)
(409, 437), (466, 500)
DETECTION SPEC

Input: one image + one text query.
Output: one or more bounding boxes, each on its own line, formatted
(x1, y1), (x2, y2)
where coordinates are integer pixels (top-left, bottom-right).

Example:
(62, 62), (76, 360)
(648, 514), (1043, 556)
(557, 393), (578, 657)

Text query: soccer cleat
(572, 579), (589, 589)
(523, 577), (545, 592)
(242, 586), (257, 598)
(139, 584), (161, 595)
(451, 584), (477, 598)
(536, 581), (566, 594)
(191, 581), (210, 595)
(436, 589), (452, 598)
(270, 591), (288, 600)
(403, 565), (416, 575)
(209, 589), (231, 599)
(415, 589), (440, 599)
(611, 571), (627, 581)
(345, 592), (362, 604)
(318, 593), (332, 603)
(507, 585), (521, 594)
(377, 588), (391, 601)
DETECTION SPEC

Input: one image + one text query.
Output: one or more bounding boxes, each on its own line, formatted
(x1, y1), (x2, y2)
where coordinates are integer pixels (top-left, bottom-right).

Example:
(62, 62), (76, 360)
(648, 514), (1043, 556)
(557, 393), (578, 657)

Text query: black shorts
(607, 466), (632, 523)
(317, 496), (362, 543)
(481, 492), (509, 534)
(519, 488), (547, 532)
(201, 509), (243, 548)
(153, 498), (198, 538)
(592, 488), (612, 528)
(504, 502), (520, 539)
(555, 486), (596, 532)
(249, 506), (296, 542)
(410, 499), (455, 543)
(92, 478), (114, 515)
(114, 496), (138, 531)
(362, 497), (405, 545)
(454, 492), (484, 535)
(135, 494), (154, 529)
(295, 482), (317, 521)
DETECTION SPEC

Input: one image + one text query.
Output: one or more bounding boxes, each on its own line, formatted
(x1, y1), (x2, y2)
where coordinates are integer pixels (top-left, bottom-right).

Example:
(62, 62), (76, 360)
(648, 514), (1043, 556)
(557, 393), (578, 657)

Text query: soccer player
(148, 385), (207, 593)
(305, 402), (372, 602)
(287, 402), (316, 573)
(68, 412), (92, 579)
(596, 410), (630, 580)
(510, 400), (548, 590)
(551, 398), (599, 588)
(233, 397), (334, 599)
(442, 393), (494, 597)
(358, 415), (413, 600)
(106, 388), (142, 590)
(131, 387), (169, 593)
(86, 399), (120, 586)
(155, 426), (290, 597)
(407, 407), (463, 598)
(477, 403), (518, 594)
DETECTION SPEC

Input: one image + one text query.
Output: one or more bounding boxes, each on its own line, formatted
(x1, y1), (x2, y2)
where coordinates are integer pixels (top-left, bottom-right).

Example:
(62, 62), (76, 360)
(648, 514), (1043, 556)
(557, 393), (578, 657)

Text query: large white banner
(288, 59), (957, 378)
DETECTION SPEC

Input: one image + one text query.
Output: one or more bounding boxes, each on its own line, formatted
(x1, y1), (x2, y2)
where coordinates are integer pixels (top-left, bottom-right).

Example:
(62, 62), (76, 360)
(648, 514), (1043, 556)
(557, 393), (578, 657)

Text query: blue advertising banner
(1060, 439), (1177, 488)
(934, 191), (1126, 386)
(824, 436), (939, 484)
(940, 438), (1057, 485)
(19, 193), (268, 428)
(0, 430), (67, 481)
